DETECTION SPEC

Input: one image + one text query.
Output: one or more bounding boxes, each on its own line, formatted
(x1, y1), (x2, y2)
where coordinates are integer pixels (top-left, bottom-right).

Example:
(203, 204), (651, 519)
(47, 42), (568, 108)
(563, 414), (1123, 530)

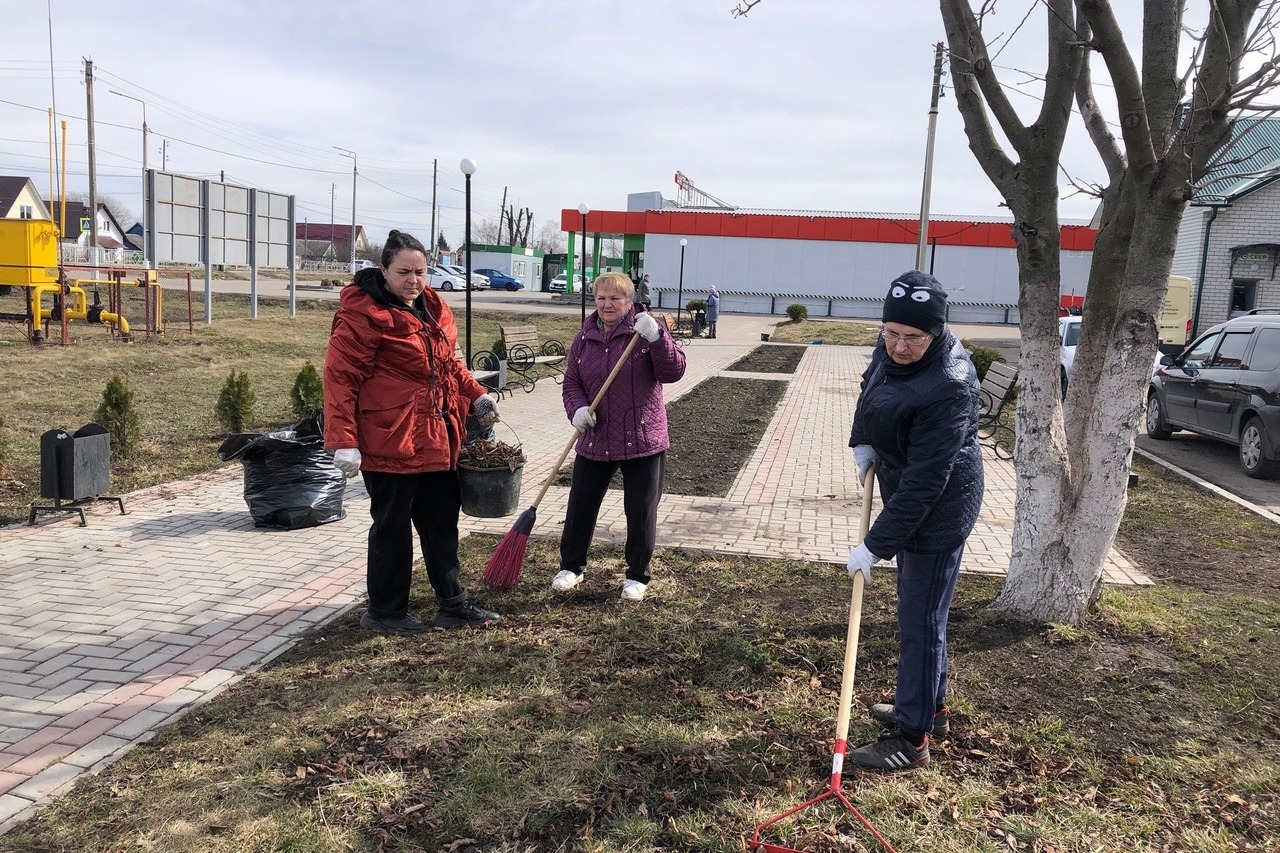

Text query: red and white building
(562, 191), (1097, 325)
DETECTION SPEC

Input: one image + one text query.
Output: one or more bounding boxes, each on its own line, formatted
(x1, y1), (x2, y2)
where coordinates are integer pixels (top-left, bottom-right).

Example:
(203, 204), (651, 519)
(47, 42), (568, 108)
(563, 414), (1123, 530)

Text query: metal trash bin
(29, 423), (126, 525)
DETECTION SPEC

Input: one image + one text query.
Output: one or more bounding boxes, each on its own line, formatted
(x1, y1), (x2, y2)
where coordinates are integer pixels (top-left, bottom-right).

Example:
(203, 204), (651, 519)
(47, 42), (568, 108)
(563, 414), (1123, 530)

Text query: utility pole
(334, 147), (357, 273)
(330, 183), (336, 229)
(162, 139), (168, 171)
(84, 58), (99, 267)
(429, 158), (438, 259)
(497, 186), (508, 245)
(915, 41), (945, 273)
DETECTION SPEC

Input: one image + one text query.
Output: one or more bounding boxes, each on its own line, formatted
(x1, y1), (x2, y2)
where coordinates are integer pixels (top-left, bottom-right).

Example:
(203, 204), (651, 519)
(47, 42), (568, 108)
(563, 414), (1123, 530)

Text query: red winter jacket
(323, 271), (487, 474)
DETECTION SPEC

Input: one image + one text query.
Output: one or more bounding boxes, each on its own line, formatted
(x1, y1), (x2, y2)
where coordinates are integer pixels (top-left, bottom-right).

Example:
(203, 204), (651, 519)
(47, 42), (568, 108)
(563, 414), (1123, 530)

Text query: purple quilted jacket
(562, 308), (687, 461)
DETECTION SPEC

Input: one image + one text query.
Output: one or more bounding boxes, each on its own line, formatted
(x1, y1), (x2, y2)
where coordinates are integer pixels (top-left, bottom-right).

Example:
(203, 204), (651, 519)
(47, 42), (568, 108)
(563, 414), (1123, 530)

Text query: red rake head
(749, 783), (898, 853)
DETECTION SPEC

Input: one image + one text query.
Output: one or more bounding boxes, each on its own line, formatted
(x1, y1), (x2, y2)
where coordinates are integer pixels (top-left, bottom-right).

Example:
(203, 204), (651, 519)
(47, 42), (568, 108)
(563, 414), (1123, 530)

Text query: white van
(1158, 275), (1193, 354)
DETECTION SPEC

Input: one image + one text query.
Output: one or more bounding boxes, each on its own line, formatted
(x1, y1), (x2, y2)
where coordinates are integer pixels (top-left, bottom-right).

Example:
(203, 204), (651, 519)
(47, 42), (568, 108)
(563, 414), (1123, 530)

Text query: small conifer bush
(94, 375), (141, 457)
(290, 361), (324, 420)
(786, 304), (808, 323)
(216, 369), (256, 433)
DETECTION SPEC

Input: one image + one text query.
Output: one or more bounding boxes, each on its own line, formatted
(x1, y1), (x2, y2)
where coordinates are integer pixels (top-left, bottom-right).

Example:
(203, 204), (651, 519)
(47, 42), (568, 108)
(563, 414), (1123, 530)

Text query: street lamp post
(461, 157), (477, 365)
(676, 238), (688, 330)
(109, 89), (148, 267)
(578, 204), (589, 324)
(334, 147), (357, 274)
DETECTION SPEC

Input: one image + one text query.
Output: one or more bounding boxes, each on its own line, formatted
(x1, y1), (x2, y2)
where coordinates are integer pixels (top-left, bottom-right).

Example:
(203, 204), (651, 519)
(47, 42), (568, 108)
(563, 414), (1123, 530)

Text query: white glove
(572, 406), (597, 432)
(853, 444), (877, 483)
(471, 394), (500, 429)
(633, 312), (660, 343)
(333, 448), (362, 478)
(847, 542), (877, 581)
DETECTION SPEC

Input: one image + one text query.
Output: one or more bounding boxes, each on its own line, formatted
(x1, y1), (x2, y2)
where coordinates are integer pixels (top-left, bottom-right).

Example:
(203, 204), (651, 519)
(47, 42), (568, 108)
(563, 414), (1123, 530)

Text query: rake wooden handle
(527, 333), (642, 510)
(835, 464), (876, 750)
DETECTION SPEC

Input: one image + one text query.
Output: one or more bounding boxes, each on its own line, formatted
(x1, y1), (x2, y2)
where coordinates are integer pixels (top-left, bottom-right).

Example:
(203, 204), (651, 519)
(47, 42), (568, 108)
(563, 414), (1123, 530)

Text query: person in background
(324, 229), (503, 635)
(846, 269), (984, 772)
(705, 285), (720, 339)
(638, 274), (652, 309)
(552, 272), (686, 601)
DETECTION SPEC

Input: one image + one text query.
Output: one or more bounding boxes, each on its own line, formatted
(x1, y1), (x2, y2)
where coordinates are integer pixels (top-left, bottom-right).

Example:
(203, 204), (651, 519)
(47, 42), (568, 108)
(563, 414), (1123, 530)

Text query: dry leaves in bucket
(458, 439), (525, 471)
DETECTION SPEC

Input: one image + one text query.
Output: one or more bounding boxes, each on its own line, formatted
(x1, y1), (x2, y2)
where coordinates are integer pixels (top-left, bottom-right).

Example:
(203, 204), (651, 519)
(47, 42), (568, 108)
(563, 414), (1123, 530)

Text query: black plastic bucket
(458, 463), (524, 518)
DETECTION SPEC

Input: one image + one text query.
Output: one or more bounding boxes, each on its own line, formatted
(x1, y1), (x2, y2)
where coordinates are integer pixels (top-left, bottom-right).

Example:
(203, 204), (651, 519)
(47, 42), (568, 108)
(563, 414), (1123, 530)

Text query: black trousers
(361, 469), (467, 618)
(560, 452), (665, 584)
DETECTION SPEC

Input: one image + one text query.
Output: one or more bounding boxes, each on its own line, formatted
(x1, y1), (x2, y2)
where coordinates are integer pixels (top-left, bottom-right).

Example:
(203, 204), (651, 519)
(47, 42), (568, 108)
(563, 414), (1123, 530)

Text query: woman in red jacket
(324, 230), (501, 635)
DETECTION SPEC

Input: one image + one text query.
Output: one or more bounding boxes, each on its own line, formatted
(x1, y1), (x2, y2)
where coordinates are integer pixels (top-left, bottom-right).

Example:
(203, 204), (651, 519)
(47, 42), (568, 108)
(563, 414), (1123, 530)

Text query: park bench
(455, 345), (510, 398)
(658, 312), (688, 343)
(499, 323), (566, 390)
(977, 360), (1017, 460)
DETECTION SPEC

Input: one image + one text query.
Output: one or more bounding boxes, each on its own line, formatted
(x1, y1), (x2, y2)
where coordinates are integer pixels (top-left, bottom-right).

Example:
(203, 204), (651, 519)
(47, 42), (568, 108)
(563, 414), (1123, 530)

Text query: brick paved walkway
(0, 313), (1148, 832)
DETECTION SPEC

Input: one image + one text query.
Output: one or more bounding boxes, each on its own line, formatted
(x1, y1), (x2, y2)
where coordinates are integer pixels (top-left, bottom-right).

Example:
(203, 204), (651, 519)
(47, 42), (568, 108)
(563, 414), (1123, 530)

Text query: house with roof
(40, 198), (134, 262)
(0, 177), (52, 220)
(296, 223), (370, 261)
(1172, 116), (1280, 334)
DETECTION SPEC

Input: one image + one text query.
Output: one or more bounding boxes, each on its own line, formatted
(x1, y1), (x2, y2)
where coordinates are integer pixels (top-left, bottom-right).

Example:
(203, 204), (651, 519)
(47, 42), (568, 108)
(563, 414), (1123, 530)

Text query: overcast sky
(3, 1), (1158, 249)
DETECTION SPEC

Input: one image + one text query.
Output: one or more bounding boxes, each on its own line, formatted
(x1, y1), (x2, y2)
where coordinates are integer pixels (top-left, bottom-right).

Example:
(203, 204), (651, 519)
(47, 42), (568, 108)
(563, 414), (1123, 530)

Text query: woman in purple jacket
(552, 272), (687, 601)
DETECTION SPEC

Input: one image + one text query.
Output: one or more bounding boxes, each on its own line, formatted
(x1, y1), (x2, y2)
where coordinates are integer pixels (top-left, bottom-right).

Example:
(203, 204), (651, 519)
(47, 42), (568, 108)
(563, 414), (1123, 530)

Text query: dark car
(474, 268), (524, 291)
(1146, 309), (1280, 478)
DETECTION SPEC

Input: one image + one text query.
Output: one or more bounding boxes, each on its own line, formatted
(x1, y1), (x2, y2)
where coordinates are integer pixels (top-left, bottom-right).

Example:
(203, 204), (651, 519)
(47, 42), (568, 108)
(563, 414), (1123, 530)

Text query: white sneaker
(621, 580), (647, 601)
(551, 570), (584, 592)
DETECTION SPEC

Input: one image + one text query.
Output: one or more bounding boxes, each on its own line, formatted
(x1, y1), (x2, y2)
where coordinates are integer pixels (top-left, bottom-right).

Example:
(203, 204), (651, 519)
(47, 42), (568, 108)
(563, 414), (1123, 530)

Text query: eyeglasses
(881, 329), (931, 347)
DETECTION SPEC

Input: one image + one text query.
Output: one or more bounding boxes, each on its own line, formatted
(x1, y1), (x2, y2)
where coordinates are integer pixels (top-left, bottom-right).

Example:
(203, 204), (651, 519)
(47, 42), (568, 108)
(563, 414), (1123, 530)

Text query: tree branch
(1079, 0), (1156, 171)
(943, 0), (1032, 148)
(940, 1), (1021, 197)
(1074, 19), (1125, 182)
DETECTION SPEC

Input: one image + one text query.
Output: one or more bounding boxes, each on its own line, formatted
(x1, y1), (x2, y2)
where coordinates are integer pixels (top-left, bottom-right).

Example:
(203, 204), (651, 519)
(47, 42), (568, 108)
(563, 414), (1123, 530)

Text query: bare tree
(531, 219), (568, 254)
(739, 1), (1280, 624)
(939, 0), (1278, 624)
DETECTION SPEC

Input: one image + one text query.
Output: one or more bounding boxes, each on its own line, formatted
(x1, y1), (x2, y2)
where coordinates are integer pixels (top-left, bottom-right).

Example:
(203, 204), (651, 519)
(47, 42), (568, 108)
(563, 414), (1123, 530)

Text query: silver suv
(1146, 309), (1280, 478)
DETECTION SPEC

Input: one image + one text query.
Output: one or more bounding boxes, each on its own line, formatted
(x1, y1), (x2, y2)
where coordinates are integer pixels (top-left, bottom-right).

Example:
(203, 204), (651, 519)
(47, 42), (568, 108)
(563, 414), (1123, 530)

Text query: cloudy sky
(3, 1), (1152, 249)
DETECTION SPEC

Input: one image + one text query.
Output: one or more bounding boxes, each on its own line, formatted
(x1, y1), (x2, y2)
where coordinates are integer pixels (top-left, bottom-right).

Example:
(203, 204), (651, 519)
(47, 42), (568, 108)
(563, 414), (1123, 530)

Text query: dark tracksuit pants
(894, 543), (964, 739)
(560, 452), (665, 584)
(361, 470), (467, 618)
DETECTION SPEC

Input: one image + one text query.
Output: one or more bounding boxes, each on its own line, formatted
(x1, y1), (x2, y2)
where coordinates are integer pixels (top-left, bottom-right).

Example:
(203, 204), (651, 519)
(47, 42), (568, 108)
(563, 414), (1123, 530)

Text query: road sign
(79, 217), (91, 231)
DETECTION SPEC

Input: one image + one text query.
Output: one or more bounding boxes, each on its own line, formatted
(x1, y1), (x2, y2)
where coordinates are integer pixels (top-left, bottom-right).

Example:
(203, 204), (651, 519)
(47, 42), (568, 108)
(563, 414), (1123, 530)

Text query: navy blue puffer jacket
(848, 331), (985, 557)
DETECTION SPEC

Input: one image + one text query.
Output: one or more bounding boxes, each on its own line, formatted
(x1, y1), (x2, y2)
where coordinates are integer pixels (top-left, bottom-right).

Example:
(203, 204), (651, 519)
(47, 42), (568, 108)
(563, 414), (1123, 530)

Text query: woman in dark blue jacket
(846, 270), (985, 772)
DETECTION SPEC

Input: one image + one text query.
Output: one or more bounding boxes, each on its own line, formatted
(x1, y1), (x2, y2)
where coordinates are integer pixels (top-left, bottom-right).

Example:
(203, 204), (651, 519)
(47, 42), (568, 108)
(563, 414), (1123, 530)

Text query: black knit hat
(882, 270), (948, 336)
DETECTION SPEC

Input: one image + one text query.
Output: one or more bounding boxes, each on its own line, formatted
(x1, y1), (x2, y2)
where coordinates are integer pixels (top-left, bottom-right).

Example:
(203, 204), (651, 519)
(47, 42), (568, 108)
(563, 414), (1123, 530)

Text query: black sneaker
(360, 612), (427, 635)
(432, 601), (502, 629)
(848, 731), (930, 773)
(868, 703), (951, 738)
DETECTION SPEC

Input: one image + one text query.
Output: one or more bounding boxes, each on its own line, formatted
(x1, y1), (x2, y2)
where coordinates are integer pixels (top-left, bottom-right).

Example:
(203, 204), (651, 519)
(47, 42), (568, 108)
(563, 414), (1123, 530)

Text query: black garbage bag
(217, 411), (346, 530)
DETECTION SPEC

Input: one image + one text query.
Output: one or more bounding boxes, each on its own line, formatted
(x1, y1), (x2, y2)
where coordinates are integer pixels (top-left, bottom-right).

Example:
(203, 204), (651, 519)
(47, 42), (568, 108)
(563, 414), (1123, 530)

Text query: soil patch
(725, 343), (806, 374)
(556, 375), (788, 497)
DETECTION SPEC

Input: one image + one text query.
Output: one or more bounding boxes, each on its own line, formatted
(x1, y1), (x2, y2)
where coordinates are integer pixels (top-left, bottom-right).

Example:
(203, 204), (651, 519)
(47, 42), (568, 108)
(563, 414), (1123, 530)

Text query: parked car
(474, 268), (525, 291)
(1146, 309), (1280, 478)
(549, 272), (591, 293)
(354, 259), (378, 271)
(1059, 315), (1082, 397)
(428, 266), (467, 292)
(441, 263), (489, 290)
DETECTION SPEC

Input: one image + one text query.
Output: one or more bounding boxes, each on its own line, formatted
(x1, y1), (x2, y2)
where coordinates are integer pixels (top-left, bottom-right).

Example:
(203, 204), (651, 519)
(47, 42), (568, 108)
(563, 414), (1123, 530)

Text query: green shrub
(289, 361), (324, 420)
(94, 375), (141, 458)
(786, 304), (808, 323)
(492, 337), (507, 360)
(215, 369), (256, 433)
(963, 342), (1006, 381)
(686, 298), (707, 313)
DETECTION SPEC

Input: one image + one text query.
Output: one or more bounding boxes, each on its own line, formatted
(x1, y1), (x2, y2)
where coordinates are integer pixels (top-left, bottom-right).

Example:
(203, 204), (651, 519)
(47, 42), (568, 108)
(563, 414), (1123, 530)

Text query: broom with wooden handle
(482, 332), (642, 590)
